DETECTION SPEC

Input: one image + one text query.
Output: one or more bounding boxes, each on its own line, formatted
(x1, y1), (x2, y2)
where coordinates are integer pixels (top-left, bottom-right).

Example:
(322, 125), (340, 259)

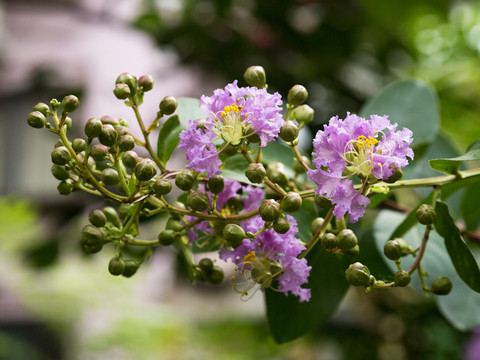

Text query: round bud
(98, 124), (118, 147)
(279, 121), (299, 142)
(51, 164), (70, 180)
(102, 206), (121, 227)
(431, 276), (452, 295)
(384, 164), (403, 184)
(61, 95), (79, 113)
(108, 258), (125, 276)
(321, 233), (337, 250)
(116, 72), (138, 93)
(166, 217), (184, 232)
(138, 75), (154, 92)
(187, 191), (210, 212)
(394, 270), (411, 287)
(119, 118), (128, 127)
(223, 224), (246, 247)
(345, 262), (371, 287)
(344, 245), (360, 256)
(64, 117), (72, 130)
(337, 229), (358, 250)
(116, 125), (130, 137)
(273, 217), (290, 234)
(122, 260), (139, 277)
(243, 66), (266, 88)
(101, 168), (120, 186)
(83, 242), (103, 254)
(53, 140), (63, 148)
(293, 104), (314, 124)
(89, 209), (107, 227)
(84, 118), (103, 138)
(246, 129), (261, 144)
(33, 102), (49, 116)
(158, 229), (177, 246)
(311, 217), (324, 234)
(384, 240), (403, 260)
(266, 162), (289, 188)
(208, 175), (225, 194)
(81, 224), (105, 245)
(113, 83), (131, 100)
(90, 144), (109, 161)
(206, 265), (224, 285)
(118, 204), (132, 220)
(281, 192), (302, 213)
(259, 199), (281, 222)
(51, 146), (71, 165)
(245, 163), (266, 184)
(100, 115), (119, 126)
(134, 159), (157, 181)
(122, 150), (139, 170)
(416, 204), (436, 225)
(57, 180), (74, 195)
(72, 138), (86, 153)
(226, 196), (244, 212)
(170, 201), (186, 220)
(77, 152), (96, 169)
(153, 178), (172, 196)
(199, 258), (214, 272)
(288, 84), (308, 106)
(314, 194), (332, 209)
(293, 156), (310, 174)
(219, 142), (238, 156)
(159, 96), (178, 115)
(27, 111), (46, 128)
(175, 171), (195, 191)
(50, 98), (61, 111)
(118, 134), (135, 152)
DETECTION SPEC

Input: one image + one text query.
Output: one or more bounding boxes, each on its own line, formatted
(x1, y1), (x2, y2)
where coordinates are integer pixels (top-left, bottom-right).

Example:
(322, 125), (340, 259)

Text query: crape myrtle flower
(178, 81), (283, 176)
(307, 113), (413, 222)
(219, 215), (311, 302)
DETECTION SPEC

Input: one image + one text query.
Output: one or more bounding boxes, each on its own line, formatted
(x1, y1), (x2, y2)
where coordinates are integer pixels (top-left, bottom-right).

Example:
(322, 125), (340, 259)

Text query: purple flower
(179, 81), (283, 176)
(308, 113), (413, 222)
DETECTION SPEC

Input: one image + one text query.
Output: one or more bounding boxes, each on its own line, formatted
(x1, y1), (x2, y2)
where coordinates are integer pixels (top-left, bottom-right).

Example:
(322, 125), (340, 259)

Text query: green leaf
(467, 139), (480, 152)
(361, 80), (439, 147)
(174, 97), (206, 127)
(461, 184), (480, 231)
(157, 115), (183, 164)
(434, 201), (480, 293)
(265, 246), (350, 343)
(262, 141), (297, 177)
(221, 154), (250, 183)
(429, 149), (480, 175)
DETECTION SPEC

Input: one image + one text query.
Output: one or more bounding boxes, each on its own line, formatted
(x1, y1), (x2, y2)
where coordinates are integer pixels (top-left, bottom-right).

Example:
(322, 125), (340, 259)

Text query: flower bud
(187, 190), (210, 212)
(100, 115), (118, 126)
(118, 134), (135, 152)
(50, 98), (61, 111)
(134, 159), (157, 181)
(72, 138), (86, 153)
(345, 262), (371, 287)
(337, 229), (358, 250)
(431, 276), (452, 295)
(77, 151), (96, 169)
(245, 163), (266, 184)
(321, 233), (337, 250)
(199, 258), (214, 272)
(384, 239), (403, 260)
(83, 242), (103, 254)
(51, 146), (71, 165)
(226, 196), (244, 212)
(64, 116), (72, 130)
(246, 129), (261, 144)
(102, 206), (121, 227)
(98, 124), (118, 147)
(293, 104), (314, 124)
(113, 83), (131, 99)
(101, 168), (120, 186)
(61, 95), (79, 113)
(175, 171), (195, 191)
(344, 245), (360, 256)
(208, 175), (225, 194)
(384, 164), (403, 184)
(90, 144), (109, 161)
(53, 140), (63, 148)
(311, 217), (324, 234)
(33, 102), (49, 116)
(115, 125), (129, 137)
(85, 118), (103, 138)
(223, 224), (246, 246)
(416, 204), (436, 225)
(122, 150), (139, 169)
(108, 258), (125, 276)
(279, 121), (299, 142)
(27, 111), (46, 128)
(116, 72), (138, 94)
(51, 164), (70, 180)
(122, 260), (139, 277)
(266, 162), (289, 188)
(117, 204), (131, 220)
(159, 96), (178, 115)
(89, 209), (107, 227)
(288, 84), (308, 106)
(158, 229), (178, 246)
(293, 156), (310, 173)
(273, 217), (290, 234)
(81, 224), (105, 245)
(57, 180), (75, 195)
(394, 270), (411, 287)
(153, 178), (172, 195)
(119, 118), (128, 127)
(170, 201), (186, 219)
(314, 194), (332, 209)
(281, 192), (302, 213)
(259, 199), (281, 222)
(206, 265), (225, 285)
(166, 217), (184, 232)
(219, 142), (239, 156)
(243, 66), (266, 88)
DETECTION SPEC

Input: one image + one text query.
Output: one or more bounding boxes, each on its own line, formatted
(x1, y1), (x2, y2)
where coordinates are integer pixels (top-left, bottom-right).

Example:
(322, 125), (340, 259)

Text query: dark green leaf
(289, 199), (317, 243)
(175, 97), (206, 127)
(461, 184), (480, 231)
(157, 115), (183, 164)
(429, 149), (480, 175)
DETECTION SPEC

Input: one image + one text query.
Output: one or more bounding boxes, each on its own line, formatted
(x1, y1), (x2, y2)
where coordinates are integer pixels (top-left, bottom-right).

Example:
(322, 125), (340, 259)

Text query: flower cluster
(178, 81), (283, 176)
(308, 113), (414, 222)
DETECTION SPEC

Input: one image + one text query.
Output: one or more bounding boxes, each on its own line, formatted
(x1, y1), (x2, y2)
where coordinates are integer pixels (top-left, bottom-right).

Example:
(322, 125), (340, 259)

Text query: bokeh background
(1, 0), (480, 359)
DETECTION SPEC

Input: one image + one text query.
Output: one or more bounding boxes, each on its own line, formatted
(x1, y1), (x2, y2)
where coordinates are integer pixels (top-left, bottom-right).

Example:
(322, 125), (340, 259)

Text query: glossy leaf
(220, 154), (250, 183)
(429, 149), (480, 175)
(157, 115), (183, 164)
(174, 97), (206, 127)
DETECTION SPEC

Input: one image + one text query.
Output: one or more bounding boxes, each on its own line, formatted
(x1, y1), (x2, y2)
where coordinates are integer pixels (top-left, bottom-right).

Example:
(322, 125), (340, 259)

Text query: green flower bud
(166, 217), (184, 232)
(384, 239), (403, 260)
(187, 190), (210, 212)
(226, 196), (244, 212)
(416, 204), (436, 225)
(345, 262), (371, 287)
(158, 229), (178, 246)
(266, 162), (289, 188)
(431, 276), (453, 295)
(118, 134), (135, 152)
(61, 94), (79, 113)
(83, 242), (103, 254)
(101, 168), (120, 186)
(384, 164), (403, 184)
(311, 217), (324, 234)
(279, 121), (299, 143)
(245, 163), (266, 184)
(27, 111), (46, 128)
(394, 270), (411, 287)
(288, 84), (308, 106)
(85, 118), (103, 138)
(344, 245), (360, 256)
(81, 224), (105, 245)
(89, 209), (107, 227)
(98, 124), (118, 147)
(100, 115), (119, 126)
(293, 104), (314, 124)
(243, 66), (266, 88)
(246, 130), (261, 144)
(119, 118), (128, 127)
(77, 151), (96, 169)
(53, 139), (63, 148)
(159, 96), (178, 115)
(337, 229), (358, 250)
(64, 116), (72, 130)
(281, 192), (302, 213)
(393, 237), (411, 256)
(33, 102), (49, 116)
(90, 144), (109, 161)
(51, 164), (70, 180)
(314, 194), (332, 209)
(259, 199), (281, 222)
(208, 175), (225, 194)
(113, 83), (131, 100)
(199, 258), (214, 272)
(50, 98), (61, 111)
(72, 138), (86, 153)
(321, 232), (337, 250)
(273, 217), (290, 234)
(116, 72), (138, 94)
(175, 171), (195, 191)
(170, 201), (186, 219)
(51, 146), (71, 165)
(223, 224), (246, 246)
(134, 159), (157, 181)
(122, 151), (139, 170)
(206, 265), (224, 285)
(219, 142), (239, 156)
(102, 206), (121, 227)
(293, 156), (310, 173)
(108, 258), (125, 276)
(122, 260), (139, 277)
(153, 178), (172, 196)
(118, 203), (132, 219)
(138, 75), (154, 92)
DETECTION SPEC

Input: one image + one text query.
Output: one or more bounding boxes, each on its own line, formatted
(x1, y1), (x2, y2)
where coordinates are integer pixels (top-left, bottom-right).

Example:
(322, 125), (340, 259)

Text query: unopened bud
(61, 95), (79, 113)
(344, 245), (360, 256)
(293, 104), (314, 124)
(134, 159), (157, 181)
(102, 206), (121, 227)
(122, 151), (139, 169)
(175, 171), (195, 191)
(281, 192), (302, 212)
(187, 190), (210, 212)
(208, 175), (225, 194)
(288, 84), (308, 106)
(279, 121), (299, 142)
(226, 196), (244, 212)
(219, 142), (238, 156)
(345, 262), (371, 287)
(100, 115), (119, 126)
(50, 98), (61, 111)
(384, 239), (403, 260)
(57, 180), (75, 195)
(51, 146), (71, 165)
(206, 265), (225, 285)
(394, 270), (411, 287)
(273, 217), (290, 234)
(166, 217), (184, 232)
(122, 260), (139, 277)
(170, 201), (186, 220)
(118, 134), (135, 152)
(243, 66), (266, 88)
(88, 209), (107, 227)
(51, 164), (70, 180)
(245, 163), (266, 184)
(384, 164), (403, 183)
(416, 204), (436, 225)
(33, 102), (49, 116)
(314, 194), (332, 209)
(321, 233), (337, 250)
(138, 74), (154, 92)
(101, 168), (120, 186)
(85, 118), (103, 138)
(311, 217), (325, 234)
(90, 144), (109, 161)
(159, 96), (178, 115)
(99, 124), (118, 147)
(293, 156), (310, 173)
(259, 199), (281, 222)
(431, 276), (452, 295)
(81, 224), (105, 245)
(108, 258), (125, 276)
(27, 111), (46, 128)
(153, 178), (172, 195)
(116, 72), (138, 94)
(199, 258), (214, 272)
(337, 229), (358, 250)
(266, 162), (289, 188)
(158, 229), (178, 246)
(72, 138), (86, 153)
(223, 224), (246, 246)
(113, 83), (131, 100)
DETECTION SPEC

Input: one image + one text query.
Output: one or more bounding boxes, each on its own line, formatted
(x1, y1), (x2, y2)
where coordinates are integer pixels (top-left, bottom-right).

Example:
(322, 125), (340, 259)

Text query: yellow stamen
(243, 250), (258, 265)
